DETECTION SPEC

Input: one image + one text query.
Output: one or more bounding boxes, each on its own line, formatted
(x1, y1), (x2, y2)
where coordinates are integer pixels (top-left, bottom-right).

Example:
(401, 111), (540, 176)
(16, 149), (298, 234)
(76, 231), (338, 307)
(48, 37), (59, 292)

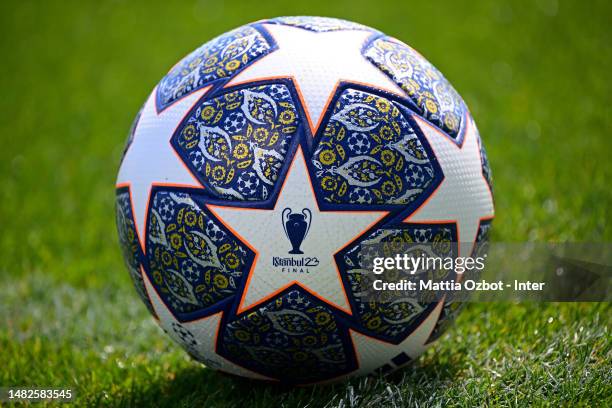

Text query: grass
(0, 0), (610, 406)
(2, 275), (610, 406)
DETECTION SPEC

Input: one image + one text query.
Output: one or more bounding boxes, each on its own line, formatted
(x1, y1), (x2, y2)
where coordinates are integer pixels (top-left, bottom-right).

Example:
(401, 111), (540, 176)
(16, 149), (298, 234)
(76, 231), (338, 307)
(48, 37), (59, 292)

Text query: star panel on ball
(171, 83), (300, 202)
(157, 25), (273, 111)
(310, 87), (442, 208)
(145, 190), (254, 321)
(218, 287), (357, 383)
(364, 36), (468, 141)
(338, 222), (458, 344)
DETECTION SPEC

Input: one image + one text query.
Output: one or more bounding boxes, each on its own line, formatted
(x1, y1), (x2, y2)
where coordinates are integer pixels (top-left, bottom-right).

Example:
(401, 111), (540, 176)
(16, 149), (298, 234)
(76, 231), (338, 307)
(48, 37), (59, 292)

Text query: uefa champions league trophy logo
(282, 208), (312, 254)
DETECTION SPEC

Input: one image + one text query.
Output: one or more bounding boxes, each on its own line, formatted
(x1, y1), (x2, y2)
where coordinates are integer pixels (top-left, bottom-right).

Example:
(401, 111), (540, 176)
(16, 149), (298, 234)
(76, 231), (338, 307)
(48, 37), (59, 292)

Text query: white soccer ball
(116, 16), (494, 384)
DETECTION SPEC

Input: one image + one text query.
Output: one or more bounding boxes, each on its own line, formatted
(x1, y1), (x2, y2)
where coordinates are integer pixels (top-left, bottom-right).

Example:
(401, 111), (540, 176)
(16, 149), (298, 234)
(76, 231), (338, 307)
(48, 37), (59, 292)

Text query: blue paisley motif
(121, 104), (143, 163)
(115, 190), (155, 315)
(146, 191), (252, 318)
(364, 37), (467, 139)
(342, 224), (458, 342)
(425, 220), (492, 343)
(219, 288), (354, 383)
(312, 88), (439, 206)
(475, 123), (493, 190)
(173, 84), (299, 201)
(157, 26), (271, 110)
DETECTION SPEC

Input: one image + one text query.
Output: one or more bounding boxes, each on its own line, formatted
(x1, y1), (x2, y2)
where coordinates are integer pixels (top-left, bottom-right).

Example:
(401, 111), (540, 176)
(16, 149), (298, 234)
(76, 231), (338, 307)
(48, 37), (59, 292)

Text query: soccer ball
(116, 16), (494, 384)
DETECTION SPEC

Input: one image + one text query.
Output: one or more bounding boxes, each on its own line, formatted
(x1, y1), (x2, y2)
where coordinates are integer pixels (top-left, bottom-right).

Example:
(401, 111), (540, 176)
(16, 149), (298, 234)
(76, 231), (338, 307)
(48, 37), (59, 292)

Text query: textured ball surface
(116, 16), (494, 384)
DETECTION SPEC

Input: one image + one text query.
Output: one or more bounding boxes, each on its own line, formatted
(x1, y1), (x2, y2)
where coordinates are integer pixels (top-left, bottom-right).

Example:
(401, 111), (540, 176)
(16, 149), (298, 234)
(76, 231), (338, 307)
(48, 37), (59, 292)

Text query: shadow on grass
(124, 355), (462, 407)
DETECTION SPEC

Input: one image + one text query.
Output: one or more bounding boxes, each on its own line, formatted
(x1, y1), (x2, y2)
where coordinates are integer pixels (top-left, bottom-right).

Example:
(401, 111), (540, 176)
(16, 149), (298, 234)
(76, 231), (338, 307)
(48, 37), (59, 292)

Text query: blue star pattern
(426, 220), (492, 344)
(364, 37), (467, 139)
(312, 88), (439, 206)
(219, 288), (354, 383)
(341, 224), (457, 342)
(120, 104), (143, 163)
(475, 126), (493, 190)
(157, 25), (271, 110)
(265, 16), (374, 32)
(115, 190), (155, 316)
(173, 84), (299, 201)
(145, 191), (252, 319)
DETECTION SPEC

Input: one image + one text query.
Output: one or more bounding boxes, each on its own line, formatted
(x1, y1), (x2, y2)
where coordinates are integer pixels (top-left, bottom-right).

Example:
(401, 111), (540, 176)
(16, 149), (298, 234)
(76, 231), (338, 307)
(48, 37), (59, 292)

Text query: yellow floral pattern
(312, 88), (438, 206)
(343, 224), (456, 341)
(116, 190), (155, 315)
(427, 221), (492, 343)
(174, 84), (299, 201)
(220, 289), (353, 382)
(146, 191), (250, 316)
(364, 37), (467, 139)
(157, 26), (271, 110)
